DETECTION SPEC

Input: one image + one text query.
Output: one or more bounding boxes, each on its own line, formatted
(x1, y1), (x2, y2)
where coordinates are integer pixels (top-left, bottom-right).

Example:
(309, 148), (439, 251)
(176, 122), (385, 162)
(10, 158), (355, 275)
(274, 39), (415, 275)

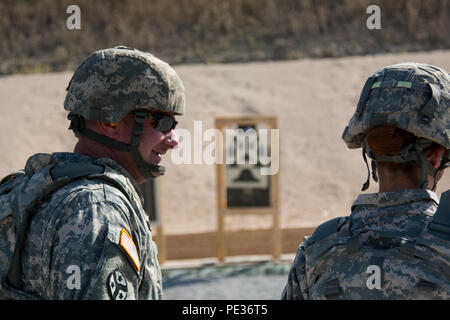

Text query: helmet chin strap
(428, 150), (450, 192)
(129, 143), (165, 179)
(68, 111), (166, 180)
(128, 111), (166, 179)
(360, 138), (445, 192)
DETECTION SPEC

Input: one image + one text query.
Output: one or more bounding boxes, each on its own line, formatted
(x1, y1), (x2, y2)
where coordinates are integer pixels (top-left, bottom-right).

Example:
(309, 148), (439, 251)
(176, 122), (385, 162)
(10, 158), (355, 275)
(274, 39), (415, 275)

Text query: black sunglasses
(149, 112), (178, 133)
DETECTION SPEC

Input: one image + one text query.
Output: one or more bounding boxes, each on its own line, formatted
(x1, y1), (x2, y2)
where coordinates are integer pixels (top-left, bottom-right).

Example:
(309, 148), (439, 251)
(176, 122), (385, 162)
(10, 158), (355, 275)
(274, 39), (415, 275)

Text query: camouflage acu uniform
(282, 189), (450, 299)
(282, 63), (450, 300)
(1, 46), (185, 299)
(1, 152), (162, 299)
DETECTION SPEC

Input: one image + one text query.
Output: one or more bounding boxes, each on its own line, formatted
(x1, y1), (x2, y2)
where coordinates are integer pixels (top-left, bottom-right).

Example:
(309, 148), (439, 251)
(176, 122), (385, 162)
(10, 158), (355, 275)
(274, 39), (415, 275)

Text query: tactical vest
(0, 153), (145, 299)
(303, 191), (450, 299)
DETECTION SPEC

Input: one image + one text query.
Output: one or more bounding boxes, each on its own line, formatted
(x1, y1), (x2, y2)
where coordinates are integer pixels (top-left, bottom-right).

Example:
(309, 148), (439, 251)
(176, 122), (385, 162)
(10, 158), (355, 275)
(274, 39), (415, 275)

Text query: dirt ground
(1, 50), (449, 235)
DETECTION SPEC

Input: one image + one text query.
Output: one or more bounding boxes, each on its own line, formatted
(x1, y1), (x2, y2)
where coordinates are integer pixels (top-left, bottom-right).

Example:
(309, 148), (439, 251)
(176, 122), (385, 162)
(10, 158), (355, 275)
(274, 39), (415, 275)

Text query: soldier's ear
(428, 145), (446, 169)
(97, 120), (121, 139)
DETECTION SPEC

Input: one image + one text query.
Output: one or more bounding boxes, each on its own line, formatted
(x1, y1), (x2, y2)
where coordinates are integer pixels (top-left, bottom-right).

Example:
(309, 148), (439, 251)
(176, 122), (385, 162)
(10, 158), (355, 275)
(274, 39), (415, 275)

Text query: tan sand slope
(1, 50), (449, 234)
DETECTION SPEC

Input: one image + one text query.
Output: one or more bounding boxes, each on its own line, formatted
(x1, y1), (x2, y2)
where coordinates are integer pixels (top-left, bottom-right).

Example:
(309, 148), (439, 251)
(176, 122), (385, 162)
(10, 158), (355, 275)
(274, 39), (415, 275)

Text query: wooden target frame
(215, 116), (281, 262)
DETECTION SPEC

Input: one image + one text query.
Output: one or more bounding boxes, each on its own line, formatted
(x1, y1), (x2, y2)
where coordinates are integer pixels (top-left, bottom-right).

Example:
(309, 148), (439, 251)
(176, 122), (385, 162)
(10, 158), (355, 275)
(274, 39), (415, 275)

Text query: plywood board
(154, 227), (315, 262)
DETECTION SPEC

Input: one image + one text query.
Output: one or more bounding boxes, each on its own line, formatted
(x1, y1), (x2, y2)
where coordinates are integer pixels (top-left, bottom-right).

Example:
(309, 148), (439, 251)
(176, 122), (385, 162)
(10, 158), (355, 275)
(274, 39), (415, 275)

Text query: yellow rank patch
(119, 228), (141, 272)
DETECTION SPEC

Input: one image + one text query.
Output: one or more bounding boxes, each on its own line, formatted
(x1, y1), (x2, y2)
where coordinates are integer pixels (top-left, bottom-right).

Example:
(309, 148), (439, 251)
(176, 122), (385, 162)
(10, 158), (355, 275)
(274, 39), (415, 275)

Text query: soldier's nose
(163, 130), (178, 149)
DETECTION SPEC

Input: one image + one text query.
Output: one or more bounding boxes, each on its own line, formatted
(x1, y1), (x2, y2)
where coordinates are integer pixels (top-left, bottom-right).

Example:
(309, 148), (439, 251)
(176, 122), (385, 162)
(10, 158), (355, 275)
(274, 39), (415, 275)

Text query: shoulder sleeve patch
(119, 228), (141, 272)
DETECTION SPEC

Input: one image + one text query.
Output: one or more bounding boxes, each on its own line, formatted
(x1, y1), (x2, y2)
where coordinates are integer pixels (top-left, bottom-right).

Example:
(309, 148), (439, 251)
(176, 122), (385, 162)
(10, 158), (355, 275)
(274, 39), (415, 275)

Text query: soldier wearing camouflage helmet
(282, 63), (450, 299)
(0, 46), (184, 299)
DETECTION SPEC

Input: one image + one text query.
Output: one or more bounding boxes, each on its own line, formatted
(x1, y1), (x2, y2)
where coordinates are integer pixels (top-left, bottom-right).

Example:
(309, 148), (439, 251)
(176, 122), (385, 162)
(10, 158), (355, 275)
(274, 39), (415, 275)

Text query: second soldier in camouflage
(282, 63), (450, 299)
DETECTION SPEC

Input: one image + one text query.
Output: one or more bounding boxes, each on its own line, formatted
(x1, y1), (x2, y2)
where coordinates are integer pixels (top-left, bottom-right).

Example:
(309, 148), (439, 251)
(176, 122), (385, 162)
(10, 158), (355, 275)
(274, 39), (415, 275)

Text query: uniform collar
(351, 189), (439, 212)
(49, 152), (144, 202)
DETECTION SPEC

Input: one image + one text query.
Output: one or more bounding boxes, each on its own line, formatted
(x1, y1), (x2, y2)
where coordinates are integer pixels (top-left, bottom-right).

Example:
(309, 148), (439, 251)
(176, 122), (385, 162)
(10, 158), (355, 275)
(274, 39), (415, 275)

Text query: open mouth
(151, 150), (162, 164)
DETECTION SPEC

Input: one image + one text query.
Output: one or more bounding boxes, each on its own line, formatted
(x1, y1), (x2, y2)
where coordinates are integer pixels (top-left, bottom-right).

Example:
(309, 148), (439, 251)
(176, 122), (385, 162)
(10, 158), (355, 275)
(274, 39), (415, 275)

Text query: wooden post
(217, 212), (226, 262)
(272, 163), (281, 259)
(270, 117), (281, 259)
(154, 179), (167, 264)
(216, 119), (227, 262)
(155, 225), (167, 264)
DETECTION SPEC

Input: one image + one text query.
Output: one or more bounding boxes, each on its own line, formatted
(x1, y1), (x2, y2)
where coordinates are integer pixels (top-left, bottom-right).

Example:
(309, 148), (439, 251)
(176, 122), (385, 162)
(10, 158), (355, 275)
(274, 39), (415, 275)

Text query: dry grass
(0, 0), (449, 74)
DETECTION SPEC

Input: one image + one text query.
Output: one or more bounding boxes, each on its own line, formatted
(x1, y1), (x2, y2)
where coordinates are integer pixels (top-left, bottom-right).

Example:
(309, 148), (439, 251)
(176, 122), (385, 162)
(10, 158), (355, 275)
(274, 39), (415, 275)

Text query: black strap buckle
(131, 111), (149, 146)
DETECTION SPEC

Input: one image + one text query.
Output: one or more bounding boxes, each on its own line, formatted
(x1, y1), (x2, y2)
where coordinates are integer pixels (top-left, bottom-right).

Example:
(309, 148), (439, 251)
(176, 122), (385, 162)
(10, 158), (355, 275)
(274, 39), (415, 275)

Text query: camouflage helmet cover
(342, 63), (450, 150)
(64, 46), (185, 123)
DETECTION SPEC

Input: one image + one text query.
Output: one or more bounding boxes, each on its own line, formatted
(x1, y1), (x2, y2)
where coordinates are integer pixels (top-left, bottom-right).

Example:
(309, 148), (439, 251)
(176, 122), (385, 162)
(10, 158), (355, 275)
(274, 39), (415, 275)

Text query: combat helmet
(342, 63), (450, 191)
(64, 46), (185, 179)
